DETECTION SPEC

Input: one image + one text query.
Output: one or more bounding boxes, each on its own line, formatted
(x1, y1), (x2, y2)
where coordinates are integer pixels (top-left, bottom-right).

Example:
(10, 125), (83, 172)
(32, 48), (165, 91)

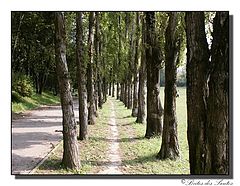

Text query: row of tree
(12, 11), (229, 174)
(55, 11), (230, 174)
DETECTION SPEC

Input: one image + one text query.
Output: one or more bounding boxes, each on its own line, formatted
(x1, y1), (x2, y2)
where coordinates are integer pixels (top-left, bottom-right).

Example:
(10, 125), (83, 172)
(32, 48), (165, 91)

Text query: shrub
(11, 91), (24, 103)
(12, 73), (34, 97)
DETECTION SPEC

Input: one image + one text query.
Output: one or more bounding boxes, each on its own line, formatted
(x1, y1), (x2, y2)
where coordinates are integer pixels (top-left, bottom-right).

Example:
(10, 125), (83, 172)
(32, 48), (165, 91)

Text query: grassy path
(98, 98), (122, 174)
(35, 88), (189, 175)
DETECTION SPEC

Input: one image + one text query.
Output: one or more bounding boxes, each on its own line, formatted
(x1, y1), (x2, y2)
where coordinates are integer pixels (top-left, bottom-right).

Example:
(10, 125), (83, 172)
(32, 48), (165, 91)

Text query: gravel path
(98, 98), (122, 174)
(11, 100), (79, 174)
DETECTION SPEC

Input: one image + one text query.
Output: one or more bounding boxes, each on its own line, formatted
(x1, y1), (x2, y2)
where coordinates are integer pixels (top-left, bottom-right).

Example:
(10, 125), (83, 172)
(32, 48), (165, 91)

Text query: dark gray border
(11, 12), (233, 179)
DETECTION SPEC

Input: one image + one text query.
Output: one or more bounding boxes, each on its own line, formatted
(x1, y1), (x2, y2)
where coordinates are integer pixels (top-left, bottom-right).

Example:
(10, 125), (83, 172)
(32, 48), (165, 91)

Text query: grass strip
(12, 92), (60, 113)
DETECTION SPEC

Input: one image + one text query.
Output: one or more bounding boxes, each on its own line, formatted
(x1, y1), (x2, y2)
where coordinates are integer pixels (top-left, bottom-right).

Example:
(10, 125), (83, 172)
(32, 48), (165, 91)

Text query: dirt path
(11, 100), (79, 174)
(98, 98), (122, 174)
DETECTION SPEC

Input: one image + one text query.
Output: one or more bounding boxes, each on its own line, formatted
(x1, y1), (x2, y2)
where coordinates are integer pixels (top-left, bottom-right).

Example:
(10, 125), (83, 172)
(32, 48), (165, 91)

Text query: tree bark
(185, 12), (210, 174)
(120, 83), (124, 102)
(158, 12), (180, 160)
(54, 12), (80, 170)
(116, 82), (120, 100)
(87, 12), (96, 125)
(127, 80), (133, 109)
(112, 80), (115, 97)
(124, 81), (128, 107)
(102, 76), (107, 103)
(97, 37), (103, 109)
(116, 15), (122, 101)
(97, 74), (103, 109)
(94, 12), (100, 113)
(205, 12), (229, 174)
(136, 14), (146, 124)
(145, 12), (163, 138)
(136, 50), (146, 123)
(132, 74), (138, 116)
(109, 82), (112, 96)
(76, 12), (88, 140)
(132, 12), (140, 117)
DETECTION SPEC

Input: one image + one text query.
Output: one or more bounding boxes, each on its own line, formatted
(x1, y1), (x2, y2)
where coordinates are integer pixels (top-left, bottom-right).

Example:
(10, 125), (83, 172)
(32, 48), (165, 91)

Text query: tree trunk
(132, 74), (138, 116)
(87, 12), (96, 125)
(76, 12), (88, 140)
(131, 13), (140, 117)
(124, 81), (128, 107)
(127, 80), (133, 109)
(120, 83), (124, 102)
(116, 82), (120, 100)
(98, 76), (103, 109)
(38, 73), (47, 95)
(136, 15), (146, 124)
(185, 12), (210, 174)
(136, 48), (146, 123)
(94, 81), (98, 113)
(112, 80), (115, 97)
(54, 12), (80, 170)
(145, 12), (163, 138)
(94, 12), (100, 113)
(117, 15), (122, 101)
(109, 82), (112, 96)
(102, 77), (107, 103)
(205, 12), (229, 174)
(158, 12), (180, 160)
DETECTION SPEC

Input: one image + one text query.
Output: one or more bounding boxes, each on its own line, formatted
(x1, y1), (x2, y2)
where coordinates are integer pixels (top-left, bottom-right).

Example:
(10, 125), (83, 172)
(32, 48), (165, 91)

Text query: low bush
(12, 73), (34, 97)
(11, 91), (24, 103)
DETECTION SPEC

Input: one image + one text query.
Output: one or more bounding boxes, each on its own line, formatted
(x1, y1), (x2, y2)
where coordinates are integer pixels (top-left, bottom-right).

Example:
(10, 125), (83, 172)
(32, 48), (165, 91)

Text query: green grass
(12, 92), (60, 113)
(117, 87), (189, 174)
(35, 99), (111, 174)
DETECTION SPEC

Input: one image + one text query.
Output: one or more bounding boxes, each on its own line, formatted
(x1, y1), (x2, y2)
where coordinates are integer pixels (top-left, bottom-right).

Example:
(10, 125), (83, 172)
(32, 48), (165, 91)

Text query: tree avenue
(12, 11), (230, 175)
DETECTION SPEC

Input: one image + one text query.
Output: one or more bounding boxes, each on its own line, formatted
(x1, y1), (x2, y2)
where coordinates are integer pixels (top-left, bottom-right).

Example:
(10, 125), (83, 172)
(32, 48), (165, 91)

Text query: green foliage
(176, 12), (187, 67)
(12, 73), (33, 97)
(12, 12), (56, 93)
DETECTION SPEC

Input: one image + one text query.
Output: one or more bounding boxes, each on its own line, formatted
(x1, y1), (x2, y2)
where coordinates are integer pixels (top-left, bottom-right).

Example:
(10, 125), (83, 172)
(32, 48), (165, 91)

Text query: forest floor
(12, 87), (190, 175)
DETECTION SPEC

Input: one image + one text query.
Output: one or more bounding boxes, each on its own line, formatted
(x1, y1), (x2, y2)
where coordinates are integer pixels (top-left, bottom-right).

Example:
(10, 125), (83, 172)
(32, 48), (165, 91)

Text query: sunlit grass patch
(117, 87), (189, 174)
(12, 92), (60, 113)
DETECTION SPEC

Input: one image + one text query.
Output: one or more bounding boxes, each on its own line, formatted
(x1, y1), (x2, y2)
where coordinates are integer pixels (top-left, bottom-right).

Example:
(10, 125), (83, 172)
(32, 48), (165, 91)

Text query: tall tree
(185, 12), (210, 174)
(116, 14), (122, 100)
(205, 12), (229, 174)
(145, 12), (164, 138)
(136, 13), (146, 124)
(132, 12), (140, 117)
(125, 12), (135, 109)
(97, 13), (104, 109)
(54, 12), (80, 169)
(157, 12), (180, 160)
(94, 12), (100, 111)
(87, 12), (97, 125)
(76, 12), (88, 140)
